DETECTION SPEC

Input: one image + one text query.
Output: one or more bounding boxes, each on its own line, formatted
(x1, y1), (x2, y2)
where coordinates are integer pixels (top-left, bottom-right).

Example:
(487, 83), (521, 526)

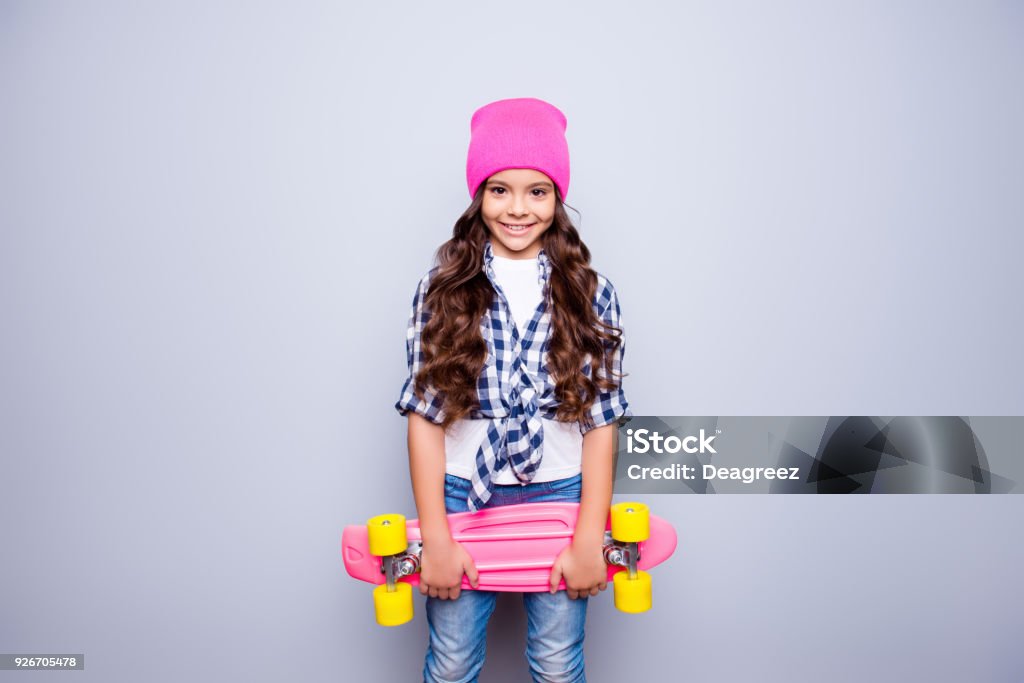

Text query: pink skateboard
(342, 501), (677, 625)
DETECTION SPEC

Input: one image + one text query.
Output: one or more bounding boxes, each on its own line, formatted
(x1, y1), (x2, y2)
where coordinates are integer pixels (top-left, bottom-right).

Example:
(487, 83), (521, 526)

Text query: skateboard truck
(602, 531), (641, 579)
(378, 540), (422, 584)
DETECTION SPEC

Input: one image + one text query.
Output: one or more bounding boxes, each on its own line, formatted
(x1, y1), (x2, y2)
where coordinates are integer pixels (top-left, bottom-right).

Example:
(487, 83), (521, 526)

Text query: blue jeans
(424, 473), (587, 683)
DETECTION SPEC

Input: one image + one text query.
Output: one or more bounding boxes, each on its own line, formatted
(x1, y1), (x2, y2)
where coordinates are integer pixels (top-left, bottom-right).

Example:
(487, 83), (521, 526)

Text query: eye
(490, 186), (506, 195)
(531, 188), (547, 197)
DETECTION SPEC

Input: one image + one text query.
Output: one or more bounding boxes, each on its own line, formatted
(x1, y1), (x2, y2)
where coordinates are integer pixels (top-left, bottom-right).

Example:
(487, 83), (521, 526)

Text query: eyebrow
(486, 179), (554, 190)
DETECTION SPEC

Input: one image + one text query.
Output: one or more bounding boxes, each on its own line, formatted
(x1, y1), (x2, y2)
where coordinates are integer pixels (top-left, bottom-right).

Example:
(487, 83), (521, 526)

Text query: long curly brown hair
(413, 185), (624, 431)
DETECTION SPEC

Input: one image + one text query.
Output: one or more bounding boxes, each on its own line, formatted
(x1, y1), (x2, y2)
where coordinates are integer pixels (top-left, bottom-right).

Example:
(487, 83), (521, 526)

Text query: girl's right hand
(419, 537), (480, 600)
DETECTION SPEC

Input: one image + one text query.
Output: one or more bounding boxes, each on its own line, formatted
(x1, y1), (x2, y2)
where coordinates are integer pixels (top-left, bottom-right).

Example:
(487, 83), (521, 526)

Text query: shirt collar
(483, 239), (551, 291)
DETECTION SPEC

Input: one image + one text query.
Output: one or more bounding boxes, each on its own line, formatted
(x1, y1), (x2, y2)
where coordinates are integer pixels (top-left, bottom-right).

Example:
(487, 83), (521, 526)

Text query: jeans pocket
(444, 474), (472, 513)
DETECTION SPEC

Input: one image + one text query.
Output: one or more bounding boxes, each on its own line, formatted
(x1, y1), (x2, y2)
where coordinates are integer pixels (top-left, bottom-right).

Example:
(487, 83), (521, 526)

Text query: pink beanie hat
(466, 97), (570, 201)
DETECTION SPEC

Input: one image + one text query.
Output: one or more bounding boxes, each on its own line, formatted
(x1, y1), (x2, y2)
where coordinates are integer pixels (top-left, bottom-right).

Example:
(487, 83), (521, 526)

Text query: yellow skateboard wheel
(613, 570), (652, 614)
(373, 582), (414, 626)
(610, 502), (650, 543)
(367, 514), (407, 557)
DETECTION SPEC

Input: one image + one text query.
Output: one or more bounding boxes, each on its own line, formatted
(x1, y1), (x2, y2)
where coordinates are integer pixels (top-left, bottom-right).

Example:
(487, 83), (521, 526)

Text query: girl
(395, 97), (631, 683)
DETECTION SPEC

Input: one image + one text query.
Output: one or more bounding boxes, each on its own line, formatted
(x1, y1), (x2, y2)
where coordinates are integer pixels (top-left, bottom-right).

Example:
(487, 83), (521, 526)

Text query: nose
(508, 194), (528, 217)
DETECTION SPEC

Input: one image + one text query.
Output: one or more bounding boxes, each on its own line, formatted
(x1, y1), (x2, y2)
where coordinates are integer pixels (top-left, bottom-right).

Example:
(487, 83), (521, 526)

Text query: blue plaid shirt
(396, 240), (631, 511)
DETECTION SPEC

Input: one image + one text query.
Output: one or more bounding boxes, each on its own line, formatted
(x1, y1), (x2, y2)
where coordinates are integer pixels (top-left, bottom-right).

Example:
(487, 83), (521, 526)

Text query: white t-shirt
(444, 254), (583, 484)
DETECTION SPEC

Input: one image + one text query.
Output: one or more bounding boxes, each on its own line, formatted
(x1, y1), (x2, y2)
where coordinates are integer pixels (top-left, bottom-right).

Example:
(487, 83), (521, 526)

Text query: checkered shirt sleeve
(583, 276), (632, 434)
(394, 270), (446, 424)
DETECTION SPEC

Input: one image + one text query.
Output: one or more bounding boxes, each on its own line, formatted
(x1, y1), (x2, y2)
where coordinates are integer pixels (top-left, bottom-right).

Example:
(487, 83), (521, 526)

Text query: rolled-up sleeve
(394, 272), (446, 424)
(583, 279), (632, 434)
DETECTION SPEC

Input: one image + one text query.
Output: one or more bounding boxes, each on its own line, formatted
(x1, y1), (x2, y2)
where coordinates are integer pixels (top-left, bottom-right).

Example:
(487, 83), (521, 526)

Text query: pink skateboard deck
(342, 502), (677, 592)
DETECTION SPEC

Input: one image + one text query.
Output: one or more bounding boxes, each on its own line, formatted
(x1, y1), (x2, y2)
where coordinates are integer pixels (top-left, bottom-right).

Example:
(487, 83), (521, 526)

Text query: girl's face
(480, 168), (556, 260)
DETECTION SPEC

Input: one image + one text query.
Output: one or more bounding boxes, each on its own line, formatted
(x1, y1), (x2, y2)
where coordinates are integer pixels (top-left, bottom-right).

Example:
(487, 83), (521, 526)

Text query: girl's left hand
(549, 542), (608, 599)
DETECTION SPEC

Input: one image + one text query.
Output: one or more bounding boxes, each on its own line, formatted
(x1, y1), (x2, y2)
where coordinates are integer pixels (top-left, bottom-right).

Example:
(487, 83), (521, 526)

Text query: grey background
(1, 1), (1022, 682)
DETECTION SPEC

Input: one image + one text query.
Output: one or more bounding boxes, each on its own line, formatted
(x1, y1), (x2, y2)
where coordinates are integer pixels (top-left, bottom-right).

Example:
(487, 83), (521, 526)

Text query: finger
(450, 586), (461, 600)
(598, 581), (608, 592)
(568, 589), (579, 600)
(437, 587), (449, 601)
(419, 582), (429, 596)
(465, 560), (480, 589)
(549, 564), (563, 594)
(589, 586), (599, 597)
(428, 586), (439, 598)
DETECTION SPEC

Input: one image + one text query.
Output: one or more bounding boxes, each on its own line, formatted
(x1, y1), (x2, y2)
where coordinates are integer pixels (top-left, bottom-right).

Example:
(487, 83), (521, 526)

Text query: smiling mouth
(500, 222), (535, 233)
